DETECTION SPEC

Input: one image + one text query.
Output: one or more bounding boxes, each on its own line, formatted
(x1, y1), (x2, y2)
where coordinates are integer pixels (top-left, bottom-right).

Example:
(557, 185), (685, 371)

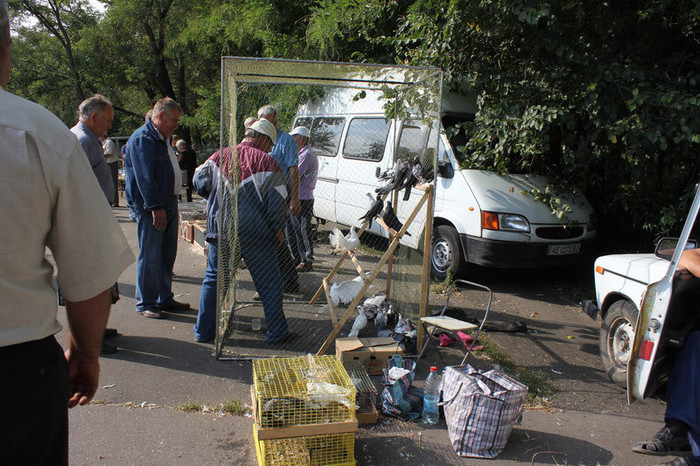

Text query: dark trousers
(289, 199), (314, 265)
(0, 336), (69, 466)
(666, 331), (700, 458)
(108, 161), (120, 206)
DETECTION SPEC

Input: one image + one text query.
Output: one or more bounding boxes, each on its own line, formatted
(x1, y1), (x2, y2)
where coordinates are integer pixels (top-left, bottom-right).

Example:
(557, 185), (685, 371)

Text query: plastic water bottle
(422, 366), (440, 425)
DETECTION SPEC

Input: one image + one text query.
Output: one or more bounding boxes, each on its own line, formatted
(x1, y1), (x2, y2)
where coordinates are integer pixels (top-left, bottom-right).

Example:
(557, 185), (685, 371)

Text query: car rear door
(627, 184), (700, 403)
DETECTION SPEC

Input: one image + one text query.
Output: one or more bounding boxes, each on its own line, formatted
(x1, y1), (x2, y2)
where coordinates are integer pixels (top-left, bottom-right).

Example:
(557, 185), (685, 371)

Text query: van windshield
(442, 115), (472, 165)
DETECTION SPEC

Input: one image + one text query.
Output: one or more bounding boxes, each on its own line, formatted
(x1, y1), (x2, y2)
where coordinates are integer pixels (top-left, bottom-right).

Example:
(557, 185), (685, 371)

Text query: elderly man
(70, 95), (121, 354)
(194, 119), (292, 344)
(257, 106), (300, 294)
(289, 126), (318, 272)
(0, 2), (134, 463)
(70, 94), (115, 205)
(125, 98), (190, 319)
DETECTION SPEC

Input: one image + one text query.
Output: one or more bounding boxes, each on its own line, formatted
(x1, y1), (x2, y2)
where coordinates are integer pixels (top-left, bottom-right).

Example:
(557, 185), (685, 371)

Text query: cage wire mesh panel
(216, 57), (442, 359)
(252, 355), (357, 465)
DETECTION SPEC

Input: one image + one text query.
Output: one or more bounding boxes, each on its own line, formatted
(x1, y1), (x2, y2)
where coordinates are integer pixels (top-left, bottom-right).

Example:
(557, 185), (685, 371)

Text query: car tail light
(639, 339), (654, 360)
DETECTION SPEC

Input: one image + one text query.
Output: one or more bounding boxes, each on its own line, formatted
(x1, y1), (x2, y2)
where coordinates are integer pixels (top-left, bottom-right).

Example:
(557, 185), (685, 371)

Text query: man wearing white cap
(194, 118), (292, 344)
(289, 126), (317, 272)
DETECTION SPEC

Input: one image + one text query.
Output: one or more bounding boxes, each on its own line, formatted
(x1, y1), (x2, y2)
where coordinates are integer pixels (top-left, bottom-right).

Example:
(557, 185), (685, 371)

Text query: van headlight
(482, 211), (530, 232)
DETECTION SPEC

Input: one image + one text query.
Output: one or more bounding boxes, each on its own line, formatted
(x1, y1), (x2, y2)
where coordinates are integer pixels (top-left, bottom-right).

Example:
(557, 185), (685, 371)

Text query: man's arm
(64, 289), (111, 408)
(678, 248), (700, 278)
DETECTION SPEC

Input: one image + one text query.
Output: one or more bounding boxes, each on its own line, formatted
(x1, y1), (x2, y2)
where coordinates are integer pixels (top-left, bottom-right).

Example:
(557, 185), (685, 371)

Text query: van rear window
(301, 117), (345, 158)
(343, 117), (390, 161)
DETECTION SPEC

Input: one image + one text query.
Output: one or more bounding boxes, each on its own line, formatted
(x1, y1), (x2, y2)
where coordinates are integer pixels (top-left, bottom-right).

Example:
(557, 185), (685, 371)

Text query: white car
(583, 185), (700, 403)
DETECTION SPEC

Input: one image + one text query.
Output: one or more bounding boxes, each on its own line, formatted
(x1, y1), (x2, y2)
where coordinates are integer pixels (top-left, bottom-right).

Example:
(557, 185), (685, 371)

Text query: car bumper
(461, 235), (597, 269)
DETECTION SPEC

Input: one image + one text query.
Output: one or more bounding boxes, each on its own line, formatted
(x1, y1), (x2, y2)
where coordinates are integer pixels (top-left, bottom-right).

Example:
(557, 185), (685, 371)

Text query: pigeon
(375, 181), (396, 196)
(391, 159), (410, 189)
(329, 226), (360, 254)
(358, 193), (383, 228)
(399, 160), (418, 201)
(318, 274), (371, 313)
(381, 201), (411, 237)
(348, 308), (369, 337)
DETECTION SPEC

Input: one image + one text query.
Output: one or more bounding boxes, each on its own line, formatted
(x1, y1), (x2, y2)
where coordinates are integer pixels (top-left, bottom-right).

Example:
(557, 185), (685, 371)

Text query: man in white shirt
(103, 136), (120, 207)
(125, 98), (190, 319)
(0, 3), (135, 463)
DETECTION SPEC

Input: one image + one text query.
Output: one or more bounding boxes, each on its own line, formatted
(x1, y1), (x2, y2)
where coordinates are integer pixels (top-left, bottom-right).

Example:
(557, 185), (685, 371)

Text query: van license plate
(547, 243), (581, 256)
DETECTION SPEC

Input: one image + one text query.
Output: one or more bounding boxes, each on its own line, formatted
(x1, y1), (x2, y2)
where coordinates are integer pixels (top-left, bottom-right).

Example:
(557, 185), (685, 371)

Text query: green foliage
(397, 0), (700, 249)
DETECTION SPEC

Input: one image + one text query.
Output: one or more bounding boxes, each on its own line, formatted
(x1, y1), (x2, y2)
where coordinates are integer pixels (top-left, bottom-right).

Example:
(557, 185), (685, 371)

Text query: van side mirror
(655, 237), (698, 260)
(437, 161), (454, 179)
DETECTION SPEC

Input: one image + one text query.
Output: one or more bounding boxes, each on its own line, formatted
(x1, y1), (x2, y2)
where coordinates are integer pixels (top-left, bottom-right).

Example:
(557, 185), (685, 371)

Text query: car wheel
(599, 299), (638, 387)
(431, 225), (462, 281)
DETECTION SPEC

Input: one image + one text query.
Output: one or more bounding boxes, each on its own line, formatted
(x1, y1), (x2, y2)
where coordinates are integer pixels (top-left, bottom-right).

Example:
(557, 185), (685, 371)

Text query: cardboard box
(335, 337), (402, 375)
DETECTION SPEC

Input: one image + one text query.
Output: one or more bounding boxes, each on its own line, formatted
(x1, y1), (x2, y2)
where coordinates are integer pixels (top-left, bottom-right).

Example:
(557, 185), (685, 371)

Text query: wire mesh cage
(252, 355), (358, 465)
(214, 57), (442, 359)
(252, 355), (357, 428)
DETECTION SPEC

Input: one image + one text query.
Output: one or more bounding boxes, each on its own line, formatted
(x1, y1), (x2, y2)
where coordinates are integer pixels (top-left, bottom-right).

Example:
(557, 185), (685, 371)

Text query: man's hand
(276, 229), (285, 246)
(64, 289), (111, 408)
(64, 349), (100, 408)
(290, 198), (301, 216)
(152, 208), (166, 230)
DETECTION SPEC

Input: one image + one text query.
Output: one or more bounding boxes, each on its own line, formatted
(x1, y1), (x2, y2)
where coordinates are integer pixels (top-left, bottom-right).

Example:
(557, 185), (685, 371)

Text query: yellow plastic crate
(252, 355), (357, 428)
(254, 427), (355, 466)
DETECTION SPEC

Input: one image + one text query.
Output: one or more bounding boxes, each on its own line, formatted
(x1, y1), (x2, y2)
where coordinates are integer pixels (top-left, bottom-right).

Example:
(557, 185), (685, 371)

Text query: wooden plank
(317, 190), (431, 355)
(418, 185), (434, 352)
(348, 251), (366, 278)
(254, 420), (358, 440)
(322, 278), (338, 326)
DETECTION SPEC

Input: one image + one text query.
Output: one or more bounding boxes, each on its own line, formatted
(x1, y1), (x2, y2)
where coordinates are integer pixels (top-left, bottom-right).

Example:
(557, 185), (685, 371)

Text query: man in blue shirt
(126, 98), (190, 319)
(257, 106), (300, 294)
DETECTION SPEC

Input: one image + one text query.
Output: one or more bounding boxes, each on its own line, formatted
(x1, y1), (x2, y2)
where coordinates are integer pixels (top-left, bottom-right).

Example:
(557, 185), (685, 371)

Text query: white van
(294, 89), (597, 278)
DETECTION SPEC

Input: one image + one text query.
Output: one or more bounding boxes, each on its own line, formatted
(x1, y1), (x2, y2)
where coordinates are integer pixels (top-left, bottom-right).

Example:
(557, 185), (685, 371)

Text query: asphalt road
(57, 202), (672, 465)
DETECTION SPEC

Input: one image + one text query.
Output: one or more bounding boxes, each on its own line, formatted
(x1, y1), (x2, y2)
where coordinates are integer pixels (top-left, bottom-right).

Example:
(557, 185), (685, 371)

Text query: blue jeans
(134, 200), (179, 311)
(666, 331), (700, 459)
(195, 240), (218, 341)
(242, 241), (288, 343)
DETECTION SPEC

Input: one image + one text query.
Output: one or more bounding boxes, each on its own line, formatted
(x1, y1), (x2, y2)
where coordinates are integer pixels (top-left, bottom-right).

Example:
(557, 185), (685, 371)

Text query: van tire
(431, 225), (462, 281)
(599, 299), (638, 388)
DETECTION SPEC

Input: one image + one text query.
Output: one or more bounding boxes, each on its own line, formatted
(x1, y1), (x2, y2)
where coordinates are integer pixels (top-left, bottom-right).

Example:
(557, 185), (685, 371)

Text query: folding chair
(418, 279), (492, 365)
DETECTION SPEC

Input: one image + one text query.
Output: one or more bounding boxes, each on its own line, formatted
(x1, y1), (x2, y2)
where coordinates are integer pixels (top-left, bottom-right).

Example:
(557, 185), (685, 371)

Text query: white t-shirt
(103, 138), (119, 164)
(0, 87), (135, 347)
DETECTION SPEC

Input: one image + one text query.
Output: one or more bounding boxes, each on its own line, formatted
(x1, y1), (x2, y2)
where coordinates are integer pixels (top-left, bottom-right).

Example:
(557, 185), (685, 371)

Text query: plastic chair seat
(420, 316), (477, 332)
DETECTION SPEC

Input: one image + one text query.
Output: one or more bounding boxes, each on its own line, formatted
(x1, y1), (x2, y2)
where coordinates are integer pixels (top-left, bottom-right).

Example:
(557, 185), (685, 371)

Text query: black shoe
(101, 342), (118, 355)
(104, 328), (119, 338)
(138, 309), (166, 319)
(633, 427), (692, 456)
(159, 300), (190, 311)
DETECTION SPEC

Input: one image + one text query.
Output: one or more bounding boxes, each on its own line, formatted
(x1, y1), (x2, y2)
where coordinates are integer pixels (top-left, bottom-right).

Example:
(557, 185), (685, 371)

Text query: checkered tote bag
(440, 365), (528, 459)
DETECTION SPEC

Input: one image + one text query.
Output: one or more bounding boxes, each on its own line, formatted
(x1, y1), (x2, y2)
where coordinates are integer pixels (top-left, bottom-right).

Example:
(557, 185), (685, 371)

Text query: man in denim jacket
(125, 98), (190, 319)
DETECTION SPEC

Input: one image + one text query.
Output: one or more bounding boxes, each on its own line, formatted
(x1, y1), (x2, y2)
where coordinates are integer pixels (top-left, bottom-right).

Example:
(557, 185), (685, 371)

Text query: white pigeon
(348, 308), (369, 337)
(329, 226), (360, 255)
(318, 274), (372, 313)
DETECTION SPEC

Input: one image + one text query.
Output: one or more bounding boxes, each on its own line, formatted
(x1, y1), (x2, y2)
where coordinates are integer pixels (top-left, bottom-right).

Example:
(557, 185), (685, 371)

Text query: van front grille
(535, 226), (584, 240)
